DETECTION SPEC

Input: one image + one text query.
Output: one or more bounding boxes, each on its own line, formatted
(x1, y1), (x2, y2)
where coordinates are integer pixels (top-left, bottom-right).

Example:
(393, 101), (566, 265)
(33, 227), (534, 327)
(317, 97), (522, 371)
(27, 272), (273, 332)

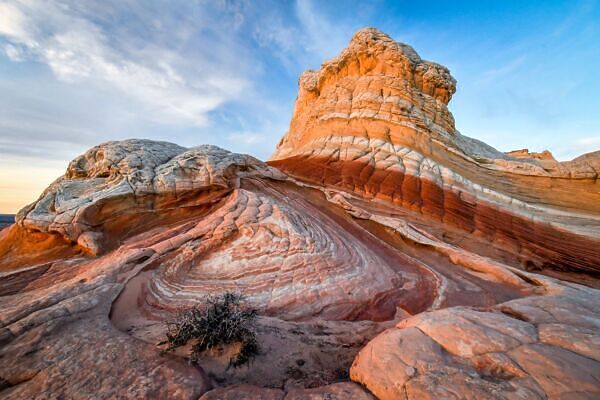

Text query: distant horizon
(0, 214), (14, 230)
(1, 0), (599, 214)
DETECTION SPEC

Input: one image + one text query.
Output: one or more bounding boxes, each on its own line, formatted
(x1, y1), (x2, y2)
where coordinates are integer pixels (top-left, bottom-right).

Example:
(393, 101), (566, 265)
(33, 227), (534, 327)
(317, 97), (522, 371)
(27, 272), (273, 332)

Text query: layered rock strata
(270, 28), (600, 276)
(1, 27), (599, 400)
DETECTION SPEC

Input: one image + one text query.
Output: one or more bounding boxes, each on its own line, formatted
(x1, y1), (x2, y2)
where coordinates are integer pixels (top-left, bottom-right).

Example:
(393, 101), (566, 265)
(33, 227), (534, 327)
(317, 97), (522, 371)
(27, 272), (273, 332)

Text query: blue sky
(0, 0), (599, 213)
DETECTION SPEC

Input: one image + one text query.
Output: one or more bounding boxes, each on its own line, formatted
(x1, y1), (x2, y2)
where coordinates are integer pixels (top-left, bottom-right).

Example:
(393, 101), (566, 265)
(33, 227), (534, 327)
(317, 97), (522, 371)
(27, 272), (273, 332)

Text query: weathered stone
(269, 28), (600, 276)
(351, 285), (600, 400)
(1, 27), (599, 400)
(200, 384), (284, 400)
(285, 382), (375, 399)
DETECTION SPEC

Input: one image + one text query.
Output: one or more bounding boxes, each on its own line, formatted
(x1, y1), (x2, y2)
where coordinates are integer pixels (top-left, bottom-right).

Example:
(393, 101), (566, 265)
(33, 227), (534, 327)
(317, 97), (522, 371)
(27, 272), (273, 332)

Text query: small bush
(165, 292), (259, 367)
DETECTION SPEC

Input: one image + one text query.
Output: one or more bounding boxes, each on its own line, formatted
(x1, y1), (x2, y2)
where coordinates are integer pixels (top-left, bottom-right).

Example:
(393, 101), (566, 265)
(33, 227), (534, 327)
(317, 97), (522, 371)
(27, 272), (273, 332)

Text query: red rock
(199, 382), (375, 400)
(285, 382), (375, 399)
(270, 28), (600, 277)
(1, 27), (599, 400)
(200, 384), (284, 400)
(350, 283), (600, 400)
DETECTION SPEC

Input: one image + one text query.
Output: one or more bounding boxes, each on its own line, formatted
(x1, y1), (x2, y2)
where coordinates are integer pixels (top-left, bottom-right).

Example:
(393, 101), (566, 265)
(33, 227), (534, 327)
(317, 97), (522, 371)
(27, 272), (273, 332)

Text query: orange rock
(269, 28), (600, 276)
(1, 27), (599, 400)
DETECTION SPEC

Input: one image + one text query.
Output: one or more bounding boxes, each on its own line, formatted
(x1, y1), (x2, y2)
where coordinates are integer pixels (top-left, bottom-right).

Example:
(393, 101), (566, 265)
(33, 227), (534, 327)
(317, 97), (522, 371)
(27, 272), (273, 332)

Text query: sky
(0, 0), (599, 214)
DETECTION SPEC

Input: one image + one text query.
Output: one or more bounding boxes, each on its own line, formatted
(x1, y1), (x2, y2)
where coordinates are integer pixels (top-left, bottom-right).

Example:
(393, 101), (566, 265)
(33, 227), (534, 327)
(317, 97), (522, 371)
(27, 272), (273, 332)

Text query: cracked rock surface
(1, 27), (599, 399)
(351, 280), (600, 400)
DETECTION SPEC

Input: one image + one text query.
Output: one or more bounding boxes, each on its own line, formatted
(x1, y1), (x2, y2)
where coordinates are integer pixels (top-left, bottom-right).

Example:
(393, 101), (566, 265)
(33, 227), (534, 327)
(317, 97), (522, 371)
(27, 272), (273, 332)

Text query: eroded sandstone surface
(270, 28), (600, 276)
(1, 28), (599, 399)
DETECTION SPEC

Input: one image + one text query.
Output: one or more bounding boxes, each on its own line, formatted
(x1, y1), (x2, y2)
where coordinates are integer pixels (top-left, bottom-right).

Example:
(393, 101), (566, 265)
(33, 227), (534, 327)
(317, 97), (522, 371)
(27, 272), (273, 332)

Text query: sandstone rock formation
(270, 27), (600, 276)
(1, 27), (599, 399)
(351, 278), (600, 399)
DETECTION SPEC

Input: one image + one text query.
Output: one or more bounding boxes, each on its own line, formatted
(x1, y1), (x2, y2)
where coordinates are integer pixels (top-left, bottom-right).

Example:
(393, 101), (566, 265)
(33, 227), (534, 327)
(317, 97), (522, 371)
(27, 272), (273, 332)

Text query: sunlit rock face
(270, 27), (600, 276)
(351, 278), (600, 400)
(15, 140), (285, 256)
(1, 28), (599, 399)
(272, 27), (458, 160)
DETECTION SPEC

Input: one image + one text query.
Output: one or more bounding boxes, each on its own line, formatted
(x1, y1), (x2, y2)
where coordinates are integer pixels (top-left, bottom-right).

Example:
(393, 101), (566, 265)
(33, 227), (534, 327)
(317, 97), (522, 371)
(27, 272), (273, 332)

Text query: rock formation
(1, 28), (599, 399)
(270, 28), (600, 277)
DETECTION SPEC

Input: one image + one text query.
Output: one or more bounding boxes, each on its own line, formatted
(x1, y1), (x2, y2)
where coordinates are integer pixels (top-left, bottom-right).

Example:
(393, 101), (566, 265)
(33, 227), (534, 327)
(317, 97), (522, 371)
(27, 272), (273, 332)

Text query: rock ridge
(1, 27), (599, 400)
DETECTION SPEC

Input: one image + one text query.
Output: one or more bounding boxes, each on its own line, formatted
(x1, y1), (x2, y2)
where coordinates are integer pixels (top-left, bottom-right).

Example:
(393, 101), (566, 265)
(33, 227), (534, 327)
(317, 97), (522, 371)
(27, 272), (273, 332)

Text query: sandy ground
(110, 268), (395, 389)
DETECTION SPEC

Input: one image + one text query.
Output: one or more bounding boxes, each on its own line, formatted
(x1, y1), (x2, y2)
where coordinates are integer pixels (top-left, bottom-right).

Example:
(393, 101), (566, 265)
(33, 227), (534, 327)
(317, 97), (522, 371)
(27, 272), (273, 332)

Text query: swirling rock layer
(270, 28), (600, 276)
(1, 28), (600, 399)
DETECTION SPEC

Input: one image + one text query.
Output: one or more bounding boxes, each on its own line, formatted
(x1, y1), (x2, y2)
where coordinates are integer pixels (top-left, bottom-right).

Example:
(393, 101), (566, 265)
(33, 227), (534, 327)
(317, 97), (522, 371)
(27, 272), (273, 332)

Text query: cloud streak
(0, 0), (251, 126)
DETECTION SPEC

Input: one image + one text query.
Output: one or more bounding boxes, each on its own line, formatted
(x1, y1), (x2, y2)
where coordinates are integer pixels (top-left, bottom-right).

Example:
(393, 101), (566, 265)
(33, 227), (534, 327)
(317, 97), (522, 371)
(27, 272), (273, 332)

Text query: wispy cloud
(554, 135), (600, 160)
(253, 14), (301, 69)
(252, 0), (354, 69)
(478, 55), (527, 84)
(294, 0), (349, 61)
(0, 0), (251, 126)
(227, 132), (266, 145)
(553, 0), (596, 38)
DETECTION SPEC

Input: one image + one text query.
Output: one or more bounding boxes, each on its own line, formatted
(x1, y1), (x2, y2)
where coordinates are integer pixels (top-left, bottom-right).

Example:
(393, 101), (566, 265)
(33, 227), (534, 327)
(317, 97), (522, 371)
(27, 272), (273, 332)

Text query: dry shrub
(165, 292), (259, 367)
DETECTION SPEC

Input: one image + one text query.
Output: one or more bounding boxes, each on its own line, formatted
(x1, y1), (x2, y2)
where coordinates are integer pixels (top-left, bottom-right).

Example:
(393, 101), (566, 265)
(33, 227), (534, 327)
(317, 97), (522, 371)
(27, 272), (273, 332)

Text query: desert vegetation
(164, 292), (259, 367)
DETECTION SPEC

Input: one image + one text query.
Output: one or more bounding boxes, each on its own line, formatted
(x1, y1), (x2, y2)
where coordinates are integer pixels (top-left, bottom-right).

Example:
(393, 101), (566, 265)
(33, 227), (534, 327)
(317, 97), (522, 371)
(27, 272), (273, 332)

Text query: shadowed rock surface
(1, 28), (599, 399)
